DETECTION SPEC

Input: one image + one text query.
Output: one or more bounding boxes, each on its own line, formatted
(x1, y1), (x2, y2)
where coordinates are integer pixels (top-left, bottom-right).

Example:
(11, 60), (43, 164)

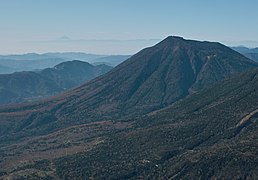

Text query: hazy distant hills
(0, 37), (258, 179)
(45, 52), (130, 66)
(232, 46), (258, 62)
(0, 65), (13, 74)
(0, 53), (129, 74)
(44, 52), (106, 61)
(91, 55), (131, 66)
(0, 57), (66, 74)
(0, 60), (112, 104)
(231, 46), (258, 54)
(0, 53), (53, 61)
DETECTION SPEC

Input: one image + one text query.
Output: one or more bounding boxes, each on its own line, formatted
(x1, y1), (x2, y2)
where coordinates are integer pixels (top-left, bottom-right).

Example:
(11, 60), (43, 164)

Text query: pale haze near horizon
(0, 0), (258, 55)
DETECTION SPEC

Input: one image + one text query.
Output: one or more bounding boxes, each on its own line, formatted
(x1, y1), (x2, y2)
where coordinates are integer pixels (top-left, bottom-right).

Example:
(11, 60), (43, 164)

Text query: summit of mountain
(1, 37), (258, 178)
(67, 35), (256, 116)
(0, 36), (257, 143)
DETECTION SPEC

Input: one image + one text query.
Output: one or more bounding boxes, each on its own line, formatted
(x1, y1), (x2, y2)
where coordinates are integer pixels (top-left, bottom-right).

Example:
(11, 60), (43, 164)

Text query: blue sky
(0, 0), (258, 54)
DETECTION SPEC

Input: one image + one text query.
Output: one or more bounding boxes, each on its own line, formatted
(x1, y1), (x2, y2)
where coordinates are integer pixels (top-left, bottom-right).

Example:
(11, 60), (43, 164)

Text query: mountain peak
(146, 36), (186, 53)
(165, 35), (185, 41)
(0, 37), (257, 141)
(153, 36), (232, 53)
(1, 37), (258, 178)
(158, 36), (185, 45)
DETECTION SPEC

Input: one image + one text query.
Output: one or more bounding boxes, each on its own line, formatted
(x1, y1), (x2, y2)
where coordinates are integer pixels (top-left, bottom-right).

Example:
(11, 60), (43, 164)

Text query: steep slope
(0, 60), (112, 104)
(0, 37), (257, 143)
(61, 37), (257, 118)
(2, 65), (258, 179)
(51, 68), (258, 179)
(243, 53), (258, 62)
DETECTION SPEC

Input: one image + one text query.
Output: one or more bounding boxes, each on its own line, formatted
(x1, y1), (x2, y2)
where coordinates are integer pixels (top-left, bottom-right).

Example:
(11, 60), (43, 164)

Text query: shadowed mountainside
(57, 67), (258, 179)
(0, 60), (112, 104)
(50, 67), (258, 179)
(1, 61), (258, 179)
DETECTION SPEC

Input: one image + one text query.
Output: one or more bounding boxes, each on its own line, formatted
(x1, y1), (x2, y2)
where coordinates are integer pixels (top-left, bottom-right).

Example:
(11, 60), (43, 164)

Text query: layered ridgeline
(232, 46), (258, 62)
(0, 60), (112, 104)
(0, 36), (257, 142)
(0, 52), (129, 74)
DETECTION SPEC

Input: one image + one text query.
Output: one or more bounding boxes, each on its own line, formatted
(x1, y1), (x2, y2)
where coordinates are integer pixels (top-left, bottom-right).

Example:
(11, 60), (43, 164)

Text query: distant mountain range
(232, 46), (258, 62)
(0, 60), (112, 104)
(0, 37), (258, 179)
(44, 52), (131, 66)
(231, 46), (258, 54)
(91, 55), (131, 66)
(0, 53), (129, 74)
(0, 57), (66, 74)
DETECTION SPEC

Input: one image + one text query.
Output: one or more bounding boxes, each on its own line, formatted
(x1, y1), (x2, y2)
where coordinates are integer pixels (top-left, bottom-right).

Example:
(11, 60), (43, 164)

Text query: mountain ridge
(1, 36), (258, 178)
(0, 60), (112, 105)
(0, 36), (257, 143)
(0, 53), (130, 74)
(2, 63), (258, 179)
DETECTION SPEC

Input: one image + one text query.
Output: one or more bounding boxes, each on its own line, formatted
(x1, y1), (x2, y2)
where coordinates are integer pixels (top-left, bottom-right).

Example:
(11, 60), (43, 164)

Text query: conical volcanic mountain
(0, 36), (257, 142)
(1, 36), (258, 178)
